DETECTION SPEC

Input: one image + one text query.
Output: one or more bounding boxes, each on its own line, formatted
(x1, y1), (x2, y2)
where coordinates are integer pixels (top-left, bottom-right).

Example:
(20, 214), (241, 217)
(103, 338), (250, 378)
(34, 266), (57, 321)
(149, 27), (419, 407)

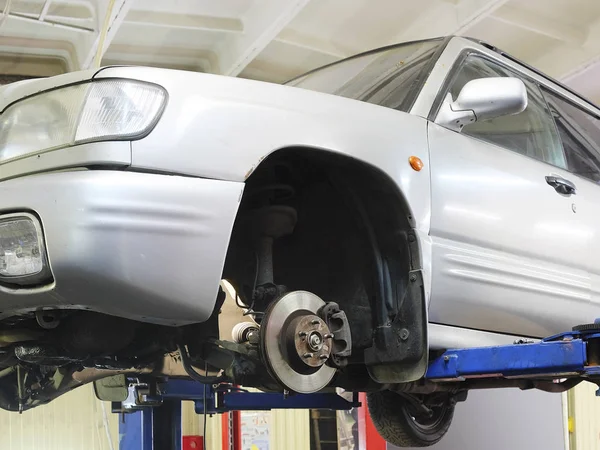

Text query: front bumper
(0, 170), (243, 326)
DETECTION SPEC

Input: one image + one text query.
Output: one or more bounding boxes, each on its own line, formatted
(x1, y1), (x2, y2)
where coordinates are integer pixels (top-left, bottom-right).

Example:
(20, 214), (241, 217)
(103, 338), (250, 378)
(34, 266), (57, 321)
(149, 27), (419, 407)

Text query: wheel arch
(224, 144), (428, 383)
(247, 144), (419, 229)
(247, 144), (424, 269)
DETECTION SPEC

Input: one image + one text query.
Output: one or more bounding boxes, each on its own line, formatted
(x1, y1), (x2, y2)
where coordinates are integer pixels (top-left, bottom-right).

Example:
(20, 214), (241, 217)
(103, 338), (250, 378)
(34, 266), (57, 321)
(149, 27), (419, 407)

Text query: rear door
(427, 53), (592, 338)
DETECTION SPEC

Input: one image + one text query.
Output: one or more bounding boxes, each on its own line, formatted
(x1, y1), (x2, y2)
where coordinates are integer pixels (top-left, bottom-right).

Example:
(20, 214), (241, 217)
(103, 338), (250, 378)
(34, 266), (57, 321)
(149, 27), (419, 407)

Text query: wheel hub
(288, 315), (332, 368)
(260, 291), (337, 393)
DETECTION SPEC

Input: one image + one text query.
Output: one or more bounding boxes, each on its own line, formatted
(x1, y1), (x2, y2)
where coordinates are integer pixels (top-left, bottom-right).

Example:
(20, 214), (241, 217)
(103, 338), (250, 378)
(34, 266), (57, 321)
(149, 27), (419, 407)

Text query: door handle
(545, 175), (576, 195)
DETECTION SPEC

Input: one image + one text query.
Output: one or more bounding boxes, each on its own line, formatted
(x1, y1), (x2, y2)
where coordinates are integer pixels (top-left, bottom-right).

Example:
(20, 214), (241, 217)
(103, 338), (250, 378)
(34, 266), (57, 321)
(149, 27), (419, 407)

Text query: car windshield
(285, 38), (444, 112)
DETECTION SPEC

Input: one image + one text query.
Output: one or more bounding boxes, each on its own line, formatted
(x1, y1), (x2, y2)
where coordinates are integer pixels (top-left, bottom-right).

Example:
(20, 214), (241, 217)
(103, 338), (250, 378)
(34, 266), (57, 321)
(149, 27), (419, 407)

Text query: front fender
(96, 68), (430, 226)
(96, 65), (433, 303)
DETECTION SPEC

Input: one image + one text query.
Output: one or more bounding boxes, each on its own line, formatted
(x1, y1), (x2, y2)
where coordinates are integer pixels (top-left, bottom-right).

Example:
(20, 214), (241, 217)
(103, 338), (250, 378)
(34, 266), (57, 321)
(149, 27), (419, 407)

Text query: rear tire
(367, 391), (455, 447)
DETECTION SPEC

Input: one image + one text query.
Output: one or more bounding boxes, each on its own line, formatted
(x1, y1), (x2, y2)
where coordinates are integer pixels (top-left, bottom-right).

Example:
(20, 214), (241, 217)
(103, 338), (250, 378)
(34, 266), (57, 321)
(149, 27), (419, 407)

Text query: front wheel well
(223, 146), (424, 365)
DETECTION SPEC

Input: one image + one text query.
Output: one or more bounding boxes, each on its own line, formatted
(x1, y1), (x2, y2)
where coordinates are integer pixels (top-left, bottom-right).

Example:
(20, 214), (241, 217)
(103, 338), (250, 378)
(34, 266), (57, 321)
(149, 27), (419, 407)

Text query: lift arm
(426, 329), (600, 385)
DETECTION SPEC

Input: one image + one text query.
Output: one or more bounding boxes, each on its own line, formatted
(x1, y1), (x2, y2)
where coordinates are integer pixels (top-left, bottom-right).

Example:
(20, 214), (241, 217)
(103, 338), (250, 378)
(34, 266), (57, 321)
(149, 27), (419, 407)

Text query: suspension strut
(249, 186), (298, 309)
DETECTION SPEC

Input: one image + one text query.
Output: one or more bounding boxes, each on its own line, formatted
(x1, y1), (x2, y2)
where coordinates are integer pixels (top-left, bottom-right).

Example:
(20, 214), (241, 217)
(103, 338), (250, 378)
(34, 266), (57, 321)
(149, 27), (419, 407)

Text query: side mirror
(436, 77), (528, 132)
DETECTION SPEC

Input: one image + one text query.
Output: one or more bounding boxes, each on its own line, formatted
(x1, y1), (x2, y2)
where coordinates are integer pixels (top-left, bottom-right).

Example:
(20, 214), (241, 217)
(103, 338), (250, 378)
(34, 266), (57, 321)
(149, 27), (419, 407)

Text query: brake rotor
(260, 291), (336, 394)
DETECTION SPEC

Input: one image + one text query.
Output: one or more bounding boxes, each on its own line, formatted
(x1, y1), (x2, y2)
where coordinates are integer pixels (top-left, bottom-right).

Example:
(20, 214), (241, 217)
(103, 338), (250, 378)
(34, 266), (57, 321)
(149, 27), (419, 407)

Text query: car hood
(0, 68), (100, 111)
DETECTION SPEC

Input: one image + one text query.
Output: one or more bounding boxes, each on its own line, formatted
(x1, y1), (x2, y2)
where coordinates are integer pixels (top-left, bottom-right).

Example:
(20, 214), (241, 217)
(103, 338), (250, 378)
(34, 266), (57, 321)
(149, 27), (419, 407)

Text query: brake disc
(260, 291), (336, 394)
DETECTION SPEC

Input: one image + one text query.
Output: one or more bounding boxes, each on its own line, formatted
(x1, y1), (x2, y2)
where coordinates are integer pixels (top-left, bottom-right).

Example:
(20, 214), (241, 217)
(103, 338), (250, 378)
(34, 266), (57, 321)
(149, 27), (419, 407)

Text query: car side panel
(567, 176), (600, 307)
(427, 122), (595, 338)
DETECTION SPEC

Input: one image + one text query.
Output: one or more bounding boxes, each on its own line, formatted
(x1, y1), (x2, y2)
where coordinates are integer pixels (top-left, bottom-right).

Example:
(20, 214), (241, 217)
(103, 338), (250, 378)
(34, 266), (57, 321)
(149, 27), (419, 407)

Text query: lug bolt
(324, 333), (334, 339)
(311, 319), (320, 325)
(303, 353), (314, 358)
(298, 331), (307, 338)
(319, 355), (328, 360)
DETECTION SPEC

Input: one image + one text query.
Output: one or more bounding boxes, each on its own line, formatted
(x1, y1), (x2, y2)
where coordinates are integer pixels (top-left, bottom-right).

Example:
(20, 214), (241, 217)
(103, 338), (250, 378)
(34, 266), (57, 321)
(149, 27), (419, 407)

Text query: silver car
(1, 35), (599, 446)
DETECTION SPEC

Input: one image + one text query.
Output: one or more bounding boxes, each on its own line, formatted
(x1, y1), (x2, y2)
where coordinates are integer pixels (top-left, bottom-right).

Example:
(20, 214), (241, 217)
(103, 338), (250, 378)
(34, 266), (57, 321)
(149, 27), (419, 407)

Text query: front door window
(446, 54), (566, 169)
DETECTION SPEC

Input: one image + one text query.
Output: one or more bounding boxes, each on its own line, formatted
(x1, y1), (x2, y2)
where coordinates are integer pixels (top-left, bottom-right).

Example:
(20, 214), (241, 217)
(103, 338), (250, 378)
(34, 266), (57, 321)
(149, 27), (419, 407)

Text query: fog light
(0, 213), (51, 286)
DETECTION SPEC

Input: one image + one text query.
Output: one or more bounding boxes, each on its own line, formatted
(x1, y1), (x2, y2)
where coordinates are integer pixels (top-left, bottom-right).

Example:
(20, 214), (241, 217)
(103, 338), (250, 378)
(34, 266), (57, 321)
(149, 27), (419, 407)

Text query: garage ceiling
(1, 0), (600, 103)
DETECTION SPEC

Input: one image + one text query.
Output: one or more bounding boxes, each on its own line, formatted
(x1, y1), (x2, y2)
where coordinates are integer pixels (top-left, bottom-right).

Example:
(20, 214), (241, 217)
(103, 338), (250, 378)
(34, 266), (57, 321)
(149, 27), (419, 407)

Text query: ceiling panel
(567, 62), (600, 104)
(282, 0), (438, 54)
(112, 23), (225, 49)
(2, 0), (600, 102)
(512, 0), (600, 29)
(466, 19), (558, 64)
(241, 39), (340, 83)
(130, 0), (254, 18)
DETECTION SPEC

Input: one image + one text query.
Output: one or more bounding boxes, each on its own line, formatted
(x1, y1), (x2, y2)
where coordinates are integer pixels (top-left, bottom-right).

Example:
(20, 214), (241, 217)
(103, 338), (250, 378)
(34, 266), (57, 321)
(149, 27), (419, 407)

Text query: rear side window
(286, 39), (442, 112)
(541, 89), (600, 183)
(446, 55), (566, 169)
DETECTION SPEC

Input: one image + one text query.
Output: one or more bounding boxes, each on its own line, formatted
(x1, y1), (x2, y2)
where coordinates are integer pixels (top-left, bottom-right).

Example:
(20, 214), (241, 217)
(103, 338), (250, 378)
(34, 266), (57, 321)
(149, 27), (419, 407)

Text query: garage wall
(388, 389), (566, 450)
(181, 396), (310, 450)
(571, 381), (600, 450)
(0, 54), (66, 82)
(0, 384), (118, 450)
(0, 386), (225, 450)
(271, 409), (310, 450)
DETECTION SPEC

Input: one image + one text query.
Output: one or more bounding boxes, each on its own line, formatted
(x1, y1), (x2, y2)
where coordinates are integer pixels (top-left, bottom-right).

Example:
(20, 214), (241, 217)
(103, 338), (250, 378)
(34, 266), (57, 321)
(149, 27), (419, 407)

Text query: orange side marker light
(409, 156), (424, 171)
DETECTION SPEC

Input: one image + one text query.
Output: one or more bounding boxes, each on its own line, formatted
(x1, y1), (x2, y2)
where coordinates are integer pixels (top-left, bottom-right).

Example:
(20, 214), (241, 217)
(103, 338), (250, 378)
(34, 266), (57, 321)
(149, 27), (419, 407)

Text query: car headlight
(0, 79), (167, 164)
(0, 213), (52, 287)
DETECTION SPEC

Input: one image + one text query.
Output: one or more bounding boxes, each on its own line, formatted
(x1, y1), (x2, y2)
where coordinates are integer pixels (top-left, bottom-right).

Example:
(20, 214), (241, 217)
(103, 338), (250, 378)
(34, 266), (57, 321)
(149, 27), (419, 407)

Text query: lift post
(120, 399), (182, 450)
(117, 324), (600, 450)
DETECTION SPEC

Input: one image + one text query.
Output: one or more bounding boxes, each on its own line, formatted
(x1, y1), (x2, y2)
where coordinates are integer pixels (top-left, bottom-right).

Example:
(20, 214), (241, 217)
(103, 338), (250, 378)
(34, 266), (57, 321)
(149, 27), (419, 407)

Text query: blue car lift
(117, 325), (600, 450)
(117, 381), (360, 450)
